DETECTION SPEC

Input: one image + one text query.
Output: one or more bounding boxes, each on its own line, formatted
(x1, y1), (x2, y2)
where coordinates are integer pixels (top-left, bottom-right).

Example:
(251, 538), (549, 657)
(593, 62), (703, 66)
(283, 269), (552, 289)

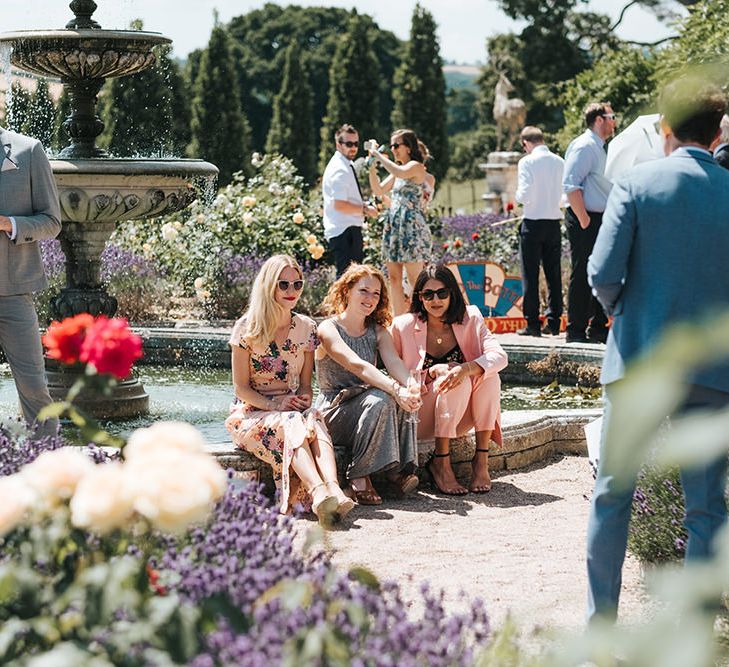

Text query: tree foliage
(265, 41), (316, 185)
(99, 38), (177, 156)
(227, 5), (401, 162)
(318, 12), (381, 171)
(5, 81), (32, 134)
(189, 21), (252, 185)
(391, 3), (449, 181)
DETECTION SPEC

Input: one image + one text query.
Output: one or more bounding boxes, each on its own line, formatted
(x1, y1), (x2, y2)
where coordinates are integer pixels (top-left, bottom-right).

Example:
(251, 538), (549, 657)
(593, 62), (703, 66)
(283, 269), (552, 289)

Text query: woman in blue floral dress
(225, 254), (354, 525)
(368, 129), (432, 315)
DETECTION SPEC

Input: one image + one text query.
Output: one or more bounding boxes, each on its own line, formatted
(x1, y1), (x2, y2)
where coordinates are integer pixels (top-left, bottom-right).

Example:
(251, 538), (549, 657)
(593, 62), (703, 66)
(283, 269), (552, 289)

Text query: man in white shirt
(322, 124), (379, 276)
(514, 126), (565, 337)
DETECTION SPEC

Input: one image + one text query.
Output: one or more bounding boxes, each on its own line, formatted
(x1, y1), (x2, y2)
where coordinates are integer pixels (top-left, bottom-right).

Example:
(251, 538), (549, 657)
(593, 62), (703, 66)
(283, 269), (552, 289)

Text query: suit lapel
(413, 317), (427, 368)
(452, 318), (469, 358)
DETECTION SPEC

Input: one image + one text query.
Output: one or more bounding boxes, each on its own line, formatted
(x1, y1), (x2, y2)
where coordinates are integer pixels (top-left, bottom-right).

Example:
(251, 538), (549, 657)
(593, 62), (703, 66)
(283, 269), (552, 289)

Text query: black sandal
(426, 452), (468, 496)
(470, 448), (492, 493)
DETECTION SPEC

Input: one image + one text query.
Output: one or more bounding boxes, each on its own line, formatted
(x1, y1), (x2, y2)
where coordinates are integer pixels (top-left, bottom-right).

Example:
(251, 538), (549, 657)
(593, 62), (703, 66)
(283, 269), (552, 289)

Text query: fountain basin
(0, 30), (170, 79)
(51, 158), (218, 223)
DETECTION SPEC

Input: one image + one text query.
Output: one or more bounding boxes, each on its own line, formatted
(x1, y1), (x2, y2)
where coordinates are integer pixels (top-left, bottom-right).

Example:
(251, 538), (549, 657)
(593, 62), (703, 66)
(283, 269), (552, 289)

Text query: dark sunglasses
(420, 288), (450, 301)
(277, 279), (304, 292)
(339, 140), (359, 148)
(600, 113), (616, 120)
(390, 142), (403, 150)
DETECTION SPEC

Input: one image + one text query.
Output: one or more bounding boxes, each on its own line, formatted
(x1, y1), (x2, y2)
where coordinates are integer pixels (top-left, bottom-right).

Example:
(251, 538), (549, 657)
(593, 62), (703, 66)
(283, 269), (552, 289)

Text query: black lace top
(422, 344), (465, 370)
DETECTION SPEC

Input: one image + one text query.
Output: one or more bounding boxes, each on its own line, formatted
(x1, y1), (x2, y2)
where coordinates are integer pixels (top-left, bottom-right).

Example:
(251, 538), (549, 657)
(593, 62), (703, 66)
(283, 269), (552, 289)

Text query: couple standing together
(321, 123), (434, 315)
(225, 257), (507, 526)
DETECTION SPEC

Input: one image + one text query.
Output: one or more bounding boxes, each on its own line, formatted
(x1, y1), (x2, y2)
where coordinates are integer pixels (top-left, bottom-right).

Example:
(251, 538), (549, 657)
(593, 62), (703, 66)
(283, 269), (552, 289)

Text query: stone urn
(479, 151), (521, 214)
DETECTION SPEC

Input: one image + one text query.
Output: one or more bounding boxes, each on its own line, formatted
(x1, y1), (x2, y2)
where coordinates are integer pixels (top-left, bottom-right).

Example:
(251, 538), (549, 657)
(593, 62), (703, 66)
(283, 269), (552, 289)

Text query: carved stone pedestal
(479, 151), (521, 214)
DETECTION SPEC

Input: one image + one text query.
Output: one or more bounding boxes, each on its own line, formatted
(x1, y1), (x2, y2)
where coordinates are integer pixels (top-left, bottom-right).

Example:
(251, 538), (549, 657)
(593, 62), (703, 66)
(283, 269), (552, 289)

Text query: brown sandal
(348, 477), (382, 505)
(388, 471), (419, 496)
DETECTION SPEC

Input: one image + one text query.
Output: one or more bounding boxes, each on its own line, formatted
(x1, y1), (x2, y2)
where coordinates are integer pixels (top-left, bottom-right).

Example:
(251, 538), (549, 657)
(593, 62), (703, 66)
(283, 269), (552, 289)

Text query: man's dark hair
(335, 124), (358, 142)
(660, 78), (727, 147)
(584, 102), (612, 128)
(520, 126), (544, 144)
(409, 264), (467, 324)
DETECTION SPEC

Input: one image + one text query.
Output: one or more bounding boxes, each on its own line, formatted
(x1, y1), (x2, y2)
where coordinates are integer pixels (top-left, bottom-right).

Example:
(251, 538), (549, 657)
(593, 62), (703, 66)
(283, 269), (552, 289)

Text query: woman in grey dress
(315, 263), (421, 505)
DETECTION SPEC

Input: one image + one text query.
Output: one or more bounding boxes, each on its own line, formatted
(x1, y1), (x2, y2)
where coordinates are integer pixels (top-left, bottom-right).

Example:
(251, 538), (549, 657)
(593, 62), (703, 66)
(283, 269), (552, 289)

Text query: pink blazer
(390, 305), (508, 376)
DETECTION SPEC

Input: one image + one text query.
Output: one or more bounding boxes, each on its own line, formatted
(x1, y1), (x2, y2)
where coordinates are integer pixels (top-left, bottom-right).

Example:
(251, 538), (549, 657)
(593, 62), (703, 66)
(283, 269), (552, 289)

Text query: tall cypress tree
(318, 12), (381, 172)
(265, 42), (316, 184)
(189, 18), (251, 184)
(24, 78), (56, 148)
(99, 21), (175, 157)
(391, 3), (449, 181)
(53, 85), (72, 153)
(5, 82), (32, 133)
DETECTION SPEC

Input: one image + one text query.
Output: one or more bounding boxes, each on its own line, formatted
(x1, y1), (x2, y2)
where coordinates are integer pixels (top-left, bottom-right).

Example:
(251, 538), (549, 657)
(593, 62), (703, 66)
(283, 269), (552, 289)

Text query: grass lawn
(432, 178), (487, 216)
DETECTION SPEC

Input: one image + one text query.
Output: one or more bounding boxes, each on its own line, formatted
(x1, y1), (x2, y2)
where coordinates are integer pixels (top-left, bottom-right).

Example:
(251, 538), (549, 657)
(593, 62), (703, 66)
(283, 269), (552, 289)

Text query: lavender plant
(438, 212), (519, 268)
(0, 421), (65, 477)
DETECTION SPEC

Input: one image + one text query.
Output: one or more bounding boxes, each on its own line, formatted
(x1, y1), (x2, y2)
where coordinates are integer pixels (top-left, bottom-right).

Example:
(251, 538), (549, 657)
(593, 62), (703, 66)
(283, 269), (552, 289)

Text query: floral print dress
(225, 313), (331, 514)
(382, 177), (433, 263)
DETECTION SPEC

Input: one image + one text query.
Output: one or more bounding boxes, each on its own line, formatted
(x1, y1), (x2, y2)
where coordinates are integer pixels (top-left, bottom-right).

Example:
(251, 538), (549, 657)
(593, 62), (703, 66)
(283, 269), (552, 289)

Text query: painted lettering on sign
(447, 262), (524, 318)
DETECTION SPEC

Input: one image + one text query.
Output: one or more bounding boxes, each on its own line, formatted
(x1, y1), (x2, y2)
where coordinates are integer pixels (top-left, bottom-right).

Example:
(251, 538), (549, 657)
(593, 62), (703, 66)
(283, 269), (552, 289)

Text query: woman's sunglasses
(420, 288), (450, 301)
(277, 279), (304, 292)
(390, 142), (403, 150)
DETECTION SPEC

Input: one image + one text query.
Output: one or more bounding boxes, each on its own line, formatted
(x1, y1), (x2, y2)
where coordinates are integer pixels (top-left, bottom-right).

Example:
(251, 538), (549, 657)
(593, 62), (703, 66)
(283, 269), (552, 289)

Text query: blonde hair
(243, 254), (302, 347)
(321, 263), (393, 327)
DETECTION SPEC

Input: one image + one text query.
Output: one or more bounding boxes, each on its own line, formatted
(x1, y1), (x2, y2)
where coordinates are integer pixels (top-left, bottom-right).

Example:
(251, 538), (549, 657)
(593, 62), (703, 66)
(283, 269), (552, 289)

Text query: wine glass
(433, 374), (451, 420)
(406, 369), (422, 424)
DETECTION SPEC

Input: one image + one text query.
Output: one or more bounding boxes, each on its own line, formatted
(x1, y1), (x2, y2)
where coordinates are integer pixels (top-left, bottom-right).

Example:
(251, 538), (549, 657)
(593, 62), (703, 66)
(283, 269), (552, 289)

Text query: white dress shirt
(515, 144), (565, 220)
(322, 150), (364, 240)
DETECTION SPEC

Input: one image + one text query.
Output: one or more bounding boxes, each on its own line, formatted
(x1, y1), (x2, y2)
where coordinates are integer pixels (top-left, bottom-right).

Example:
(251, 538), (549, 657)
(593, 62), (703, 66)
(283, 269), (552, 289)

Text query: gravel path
(305, 454), (652, 635)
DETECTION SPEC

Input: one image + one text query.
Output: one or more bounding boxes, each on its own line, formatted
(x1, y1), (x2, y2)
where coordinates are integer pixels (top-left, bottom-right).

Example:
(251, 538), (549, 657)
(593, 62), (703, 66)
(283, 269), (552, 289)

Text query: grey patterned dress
(381, 177), (432, 263)
(315, 319), (417, 480)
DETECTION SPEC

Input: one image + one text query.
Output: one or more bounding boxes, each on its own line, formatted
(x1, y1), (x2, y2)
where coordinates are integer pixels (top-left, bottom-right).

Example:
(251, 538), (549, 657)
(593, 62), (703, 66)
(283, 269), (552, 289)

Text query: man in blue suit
(585, 78), (729, 623)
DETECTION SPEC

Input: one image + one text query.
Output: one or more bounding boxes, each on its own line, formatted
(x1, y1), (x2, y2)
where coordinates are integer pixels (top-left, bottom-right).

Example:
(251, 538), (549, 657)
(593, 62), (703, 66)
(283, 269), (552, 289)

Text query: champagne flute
(287, 366), (300, 395)
(406, 369), (421, 424)
(434, 375), (451, 420)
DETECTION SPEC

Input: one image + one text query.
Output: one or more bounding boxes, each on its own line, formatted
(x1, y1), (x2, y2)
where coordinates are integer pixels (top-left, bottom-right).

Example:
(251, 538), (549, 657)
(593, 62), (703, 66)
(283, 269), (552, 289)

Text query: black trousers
(329, 225), (364, 277)
(565, 208), (608, 337)
(518, 218), (563, 329)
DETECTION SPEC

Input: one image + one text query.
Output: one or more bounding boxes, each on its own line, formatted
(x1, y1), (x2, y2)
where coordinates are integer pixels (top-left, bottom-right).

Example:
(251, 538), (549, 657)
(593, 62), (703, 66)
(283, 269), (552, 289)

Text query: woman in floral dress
(225, 254), (353, 525)
(368, 128), (432, 315)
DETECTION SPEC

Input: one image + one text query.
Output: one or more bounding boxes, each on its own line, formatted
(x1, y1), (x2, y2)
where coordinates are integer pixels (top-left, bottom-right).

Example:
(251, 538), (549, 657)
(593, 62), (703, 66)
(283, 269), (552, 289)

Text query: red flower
(146, 564), (167, 596)
(454, 238), (463, 248)
(79, 317), (143, 379)
(442, 242), (449, 250)
(43, 313), (95, 365)
(506, 201), (515, 212)
(472, 232), (480, 241)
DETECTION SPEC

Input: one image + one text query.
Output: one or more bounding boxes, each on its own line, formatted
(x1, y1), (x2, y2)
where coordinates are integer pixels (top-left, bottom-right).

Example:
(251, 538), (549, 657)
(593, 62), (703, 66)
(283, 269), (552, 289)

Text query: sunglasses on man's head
(277, 279), (304, 292)
(420, 288), (450, 301)
(339, 140), (359, 148)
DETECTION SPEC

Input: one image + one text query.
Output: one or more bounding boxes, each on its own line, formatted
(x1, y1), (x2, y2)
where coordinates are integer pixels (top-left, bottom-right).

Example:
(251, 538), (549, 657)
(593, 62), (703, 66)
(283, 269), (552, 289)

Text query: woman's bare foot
(470, 448), (492, 493)
(427, 452), (468, 495)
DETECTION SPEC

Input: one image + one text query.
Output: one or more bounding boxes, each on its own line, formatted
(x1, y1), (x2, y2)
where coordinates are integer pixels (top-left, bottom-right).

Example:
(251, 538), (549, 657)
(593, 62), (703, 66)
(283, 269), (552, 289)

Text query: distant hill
(443, 65), (480, 92)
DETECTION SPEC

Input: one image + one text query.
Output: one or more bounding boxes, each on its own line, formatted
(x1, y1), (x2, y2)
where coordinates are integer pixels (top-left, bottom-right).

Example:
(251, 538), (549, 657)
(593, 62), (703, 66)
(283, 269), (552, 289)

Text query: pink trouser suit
(391, 305), (508, 444)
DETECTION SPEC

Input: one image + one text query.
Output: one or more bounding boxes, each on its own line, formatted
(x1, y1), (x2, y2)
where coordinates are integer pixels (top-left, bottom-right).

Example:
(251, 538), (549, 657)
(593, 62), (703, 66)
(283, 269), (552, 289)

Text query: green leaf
(348, 566), (380, 591)
(37, 401), (71, 420)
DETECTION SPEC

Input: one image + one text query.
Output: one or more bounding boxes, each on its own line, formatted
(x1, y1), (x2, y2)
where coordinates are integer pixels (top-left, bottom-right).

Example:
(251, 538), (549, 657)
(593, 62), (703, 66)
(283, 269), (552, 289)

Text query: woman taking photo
(368, 128), (432, 315)
(316, 263), (421, 505)
(391, 264), (508, 495)
(225, 254), (353, 525)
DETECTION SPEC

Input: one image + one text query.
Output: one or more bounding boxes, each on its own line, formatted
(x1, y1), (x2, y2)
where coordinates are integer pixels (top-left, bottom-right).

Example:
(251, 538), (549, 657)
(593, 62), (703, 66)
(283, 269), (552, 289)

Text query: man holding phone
(322, 124), (379, 276)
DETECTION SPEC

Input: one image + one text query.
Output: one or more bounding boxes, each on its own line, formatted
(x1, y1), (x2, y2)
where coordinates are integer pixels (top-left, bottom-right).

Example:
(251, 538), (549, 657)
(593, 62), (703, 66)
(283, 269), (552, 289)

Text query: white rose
(242, 212), (254, 224)
(242, 195), (257, 208)
(310, 244), (325, 261)
(292, 212), (305, 225)
(0, 475), (36, 536)
(127, 454), (225, 534)
(22, 447), (94, 504)
(70, 463), (134, 533)
(284, 185), (295, 195)
(196, 213), (206, 224)
(214, 194), (228, 207)
(161, 224), (178, 242)
(251, 152), (263, 167)
(306, 234), (318, 245)
(125, 421), (206, 463)
(142, 243), (152, 254)
(173, 221), (182, 230)
(193, 276), (206, 289)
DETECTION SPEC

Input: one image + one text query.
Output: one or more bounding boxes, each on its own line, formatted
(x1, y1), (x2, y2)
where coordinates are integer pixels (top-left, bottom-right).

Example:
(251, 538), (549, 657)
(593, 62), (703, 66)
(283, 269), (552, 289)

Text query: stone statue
(493, 73), (527, 151)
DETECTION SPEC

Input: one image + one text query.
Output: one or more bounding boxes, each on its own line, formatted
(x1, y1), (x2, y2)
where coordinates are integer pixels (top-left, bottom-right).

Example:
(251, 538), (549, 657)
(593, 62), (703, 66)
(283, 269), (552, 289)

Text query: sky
(4, 0), (683, 64)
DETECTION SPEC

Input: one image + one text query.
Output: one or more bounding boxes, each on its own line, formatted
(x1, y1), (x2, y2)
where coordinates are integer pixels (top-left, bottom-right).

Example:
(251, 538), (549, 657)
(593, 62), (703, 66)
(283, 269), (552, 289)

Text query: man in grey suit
(585, 79), (729, 623)
(0, 126), (62, 437)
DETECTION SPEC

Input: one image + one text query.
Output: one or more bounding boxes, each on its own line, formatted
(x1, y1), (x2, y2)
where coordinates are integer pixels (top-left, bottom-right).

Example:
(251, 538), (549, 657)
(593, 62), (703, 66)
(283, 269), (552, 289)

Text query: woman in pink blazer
(391, 264), (508, 494)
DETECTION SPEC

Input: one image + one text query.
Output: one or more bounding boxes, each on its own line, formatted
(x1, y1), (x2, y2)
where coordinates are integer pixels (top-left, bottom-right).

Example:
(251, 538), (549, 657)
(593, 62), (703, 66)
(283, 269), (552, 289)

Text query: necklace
(431, 324), (450, 345)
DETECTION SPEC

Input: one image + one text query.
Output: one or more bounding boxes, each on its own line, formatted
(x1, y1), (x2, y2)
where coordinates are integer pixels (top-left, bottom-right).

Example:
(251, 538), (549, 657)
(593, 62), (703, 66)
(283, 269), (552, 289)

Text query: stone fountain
(0, 0), (218, 418)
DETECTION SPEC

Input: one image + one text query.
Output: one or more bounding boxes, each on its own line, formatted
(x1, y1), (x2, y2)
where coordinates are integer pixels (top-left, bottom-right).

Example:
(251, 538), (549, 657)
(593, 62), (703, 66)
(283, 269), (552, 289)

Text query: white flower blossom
(161, 223), (179, 242)
(22, 448), (95, 505)
(70, 463), (134, 533)
(242, 195), (257, 208)
(292, 212), (305, 225)
(193, 276), (206, 289)
(243, 212), (254, 224)
(0, 475), (36, 536)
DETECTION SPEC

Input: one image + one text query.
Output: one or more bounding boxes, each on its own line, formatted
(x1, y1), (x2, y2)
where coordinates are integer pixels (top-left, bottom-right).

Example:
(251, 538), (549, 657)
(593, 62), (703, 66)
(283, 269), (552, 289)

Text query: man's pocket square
(1, 158), (18, 172)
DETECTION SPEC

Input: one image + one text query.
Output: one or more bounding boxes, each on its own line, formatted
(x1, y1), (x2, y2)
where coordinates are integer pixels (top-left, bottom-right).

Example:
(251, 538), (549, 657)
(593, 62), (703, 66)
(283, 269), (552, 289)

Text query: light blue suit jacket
(588, 147), (729, 393)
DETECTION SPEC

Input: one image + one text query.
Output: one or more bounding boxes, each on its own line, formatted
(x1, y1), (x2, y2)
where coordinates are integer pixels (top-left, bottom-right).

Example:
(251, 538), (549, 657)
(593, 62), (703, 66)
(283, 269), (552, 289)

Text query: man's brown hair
(520, 126), (544, 144)
(660, 78), (726, 147)
(335, 124), (358, 142)
(584, 103), (612, 128)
